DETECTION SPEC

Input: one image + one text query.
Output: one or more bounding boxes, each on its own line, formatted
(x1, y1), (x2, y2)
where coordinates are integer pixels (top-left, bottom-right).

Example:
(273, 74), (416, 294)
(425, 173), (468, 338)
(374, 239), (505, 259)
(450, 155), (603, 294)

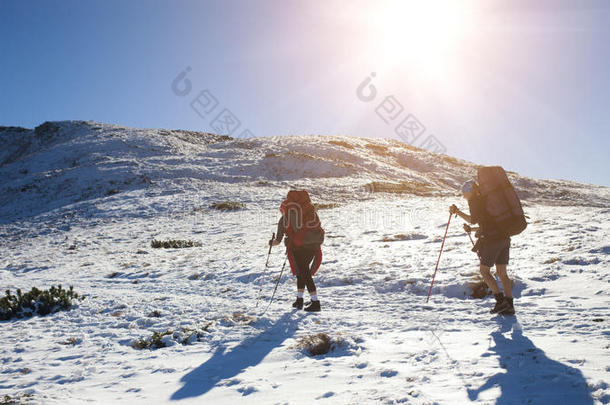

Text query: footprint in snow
(379, 233), (427, 242)
(589, 246), (610, 255)
(237, 385), (258, 396)
(224, 379), (240, 387)
(563, 257), (600, 265)
(316, 391), (335, 399)
(380, 369), (398, 378)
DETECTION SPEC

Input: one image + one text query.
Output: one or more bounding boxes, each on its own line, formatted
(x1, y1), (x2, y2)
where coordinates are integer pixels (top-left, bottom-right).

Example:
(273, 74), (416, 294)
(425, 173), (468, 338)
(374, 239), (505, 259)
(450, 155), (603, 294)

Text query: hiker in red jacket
(450, 180), (515, 315)
(270, 190), (324, 312)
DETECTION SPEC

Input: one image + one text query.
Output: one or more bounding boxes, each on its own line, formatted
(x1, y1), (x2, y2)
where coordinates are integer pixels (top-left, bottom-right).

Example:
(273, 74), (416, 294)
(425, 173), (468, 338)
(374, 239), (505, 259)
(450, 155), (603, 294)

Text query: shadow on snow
(170, 312), (298, 400)
(468, 316), (594, 405)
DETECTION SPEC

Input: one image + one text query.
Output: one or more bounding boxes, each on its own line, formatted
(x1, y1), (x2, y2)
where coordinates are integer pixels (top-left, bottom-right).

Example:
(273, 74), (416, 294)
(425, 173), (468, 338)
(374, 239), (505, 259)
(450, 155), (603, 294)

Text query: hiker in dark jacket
(450, 180), (515, 315)
(270, 190), (324, 312)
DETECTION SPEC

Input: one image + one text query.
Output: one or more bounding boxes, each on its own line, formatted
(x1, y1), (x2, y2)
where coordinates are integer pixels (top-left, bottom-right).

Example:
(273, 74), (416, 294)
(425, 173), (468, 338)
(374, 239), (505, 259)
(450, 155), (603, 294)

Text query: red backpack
(280, 190), (325, 248)
(477, 166), (527, 237)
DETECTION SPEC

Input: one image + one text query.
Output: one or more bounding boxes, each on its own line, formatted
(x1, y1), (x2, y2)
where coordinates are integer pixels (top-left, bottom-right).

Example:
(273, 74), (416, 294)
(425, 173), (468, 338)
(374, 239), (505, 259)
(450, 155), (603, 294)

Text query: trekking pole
(466, 231), (475, 247)
(426, 212), (454, 303)
(464, 227), (483, 260)
(256, 233), (275, 308)
(462, 224), (475, 247)
(260, 253), (288, 316)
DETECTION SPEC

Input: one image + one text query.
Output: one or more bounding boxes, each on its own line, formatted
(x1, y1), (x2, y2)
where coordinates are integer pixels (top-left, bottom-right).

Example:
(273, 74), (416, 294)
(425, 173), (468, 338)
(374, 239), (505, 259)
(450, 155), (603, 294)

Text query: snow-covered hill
(1, 120), (608, 223)
(1, 121), (608, 404)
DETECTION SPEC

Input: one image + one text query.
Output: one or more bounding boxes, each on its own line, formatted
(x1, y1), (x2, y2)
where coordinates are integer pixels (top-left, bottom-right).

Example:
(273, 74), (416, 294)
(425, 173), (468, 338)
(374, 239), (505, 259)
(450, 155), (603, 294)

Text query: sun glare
(372, 0), (474, 76)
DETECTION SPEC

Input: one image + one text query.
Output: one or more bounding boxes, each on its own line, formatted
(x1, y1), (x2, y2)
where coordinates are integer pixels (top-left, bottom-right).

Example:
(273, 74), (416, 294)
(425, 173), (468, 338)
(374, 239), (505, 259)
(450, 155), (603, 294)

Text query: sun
(371, 0), (474, 75)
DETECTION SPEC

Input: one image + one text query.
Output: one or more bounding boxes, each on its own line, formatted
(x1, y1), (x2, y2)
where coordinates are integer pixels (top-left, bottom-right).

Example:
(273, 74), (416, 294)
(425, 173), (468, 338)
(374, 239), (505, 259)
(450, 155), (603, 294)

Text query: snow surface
(0, 121), (608, 404)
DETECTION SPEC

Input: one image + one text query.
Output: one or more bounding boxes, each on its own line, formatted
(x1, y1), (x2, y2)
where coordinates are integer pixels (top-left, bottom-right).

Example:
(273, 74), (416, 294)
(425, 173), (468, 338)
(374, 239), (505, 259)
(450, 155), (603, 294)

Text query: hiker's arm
(463, 224), (480, 233)
(271, 217), (285, 246)
(450, 204), (473, 223)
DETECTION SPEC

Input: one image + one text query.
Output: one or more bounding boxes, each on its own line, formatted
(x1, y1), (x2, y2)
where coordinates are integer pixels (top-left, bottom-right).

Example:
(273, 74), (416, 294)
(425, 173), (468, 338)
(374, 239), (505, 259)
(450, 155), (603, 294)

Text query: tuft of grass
(441, 155), (468, 167)
(151, 239), (202, 249)
(294, 333), (337, 356)
(209, 201), (246, 211)
(328, 140), (355, 149)
(364, 181), (434, 196)
(0, 285), (82, 321)
(386, 138), (421, 152)
(1, 393), (33, 405)
(468, 275), (492, 299)
(285, 150), (317, 160)
(380, 233), (427, 242)
(381, 235), (399, 242)
(365, 143), (389, 155)
(229, 312), (256, 325)
(133, 330), (172, 350)
(468, 274), (515, 299)
(132, 323), (214, 350)
(314, 203), (340, 210)
(543, 257), (561, 264)
(59, 337), (80, 346)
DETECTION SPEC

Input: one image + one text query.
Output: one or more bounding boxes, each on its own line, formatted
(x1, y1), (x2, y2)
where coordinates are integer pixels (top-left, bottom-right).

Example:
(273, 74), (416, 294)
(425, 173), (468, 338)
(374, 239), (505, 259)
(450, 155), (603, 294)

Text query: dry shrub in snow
(209, 201), (246, 211)
(294, 333), (347, 356)
(381, 233), (427, 242)
(220, 312), (256, 326)
(364, 181), (434, 196)
(365, 143), (389, 155)
(469, 275), (490, 299)
(151, 239), (202, 249)
(469, 274), (515, 299)
(1, 392), (33, 405)
(328, 140), (355, 149)
(314, 203), (340, 210)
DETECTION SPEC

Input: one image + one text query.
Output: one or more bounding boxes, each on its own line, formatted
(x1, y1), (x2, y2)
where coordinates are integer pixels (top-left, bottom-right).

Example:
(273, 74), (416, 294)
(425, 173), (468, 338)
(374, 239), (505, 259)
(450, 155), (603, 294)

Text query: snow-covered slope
(1, 121), (608, 404)
(1, 120), (608, 223)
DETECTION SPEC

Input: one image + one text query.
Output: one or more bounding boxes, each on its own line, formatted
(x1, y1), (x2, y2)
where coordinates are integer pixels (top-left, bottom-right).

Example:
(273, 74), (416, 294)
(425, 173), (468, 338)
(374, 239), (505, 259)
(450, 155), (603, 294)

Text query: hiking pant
(292, 246), (318, 293)
(478, 237), (510, 267)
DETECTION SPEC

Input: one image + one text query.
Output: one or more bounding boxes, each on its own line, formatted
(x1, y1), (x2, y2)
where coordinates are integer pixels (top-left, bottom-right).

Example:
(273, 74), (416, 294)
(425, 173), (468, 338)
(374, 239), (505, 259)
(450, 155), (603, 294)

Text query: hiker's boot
(292, 297), (304, 310)
(490, 293), (509, 314)
(500, 297), (515, 316)
(304, 300), (321, 312)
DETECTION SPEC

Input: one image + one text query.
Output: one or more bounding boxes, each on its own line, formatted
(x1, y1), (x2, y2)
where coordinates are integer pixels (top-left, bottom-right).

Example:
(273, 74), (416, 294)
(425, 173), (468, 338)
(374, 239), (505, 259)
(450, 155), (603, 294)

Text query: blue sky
(1, 0), (609, 186)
